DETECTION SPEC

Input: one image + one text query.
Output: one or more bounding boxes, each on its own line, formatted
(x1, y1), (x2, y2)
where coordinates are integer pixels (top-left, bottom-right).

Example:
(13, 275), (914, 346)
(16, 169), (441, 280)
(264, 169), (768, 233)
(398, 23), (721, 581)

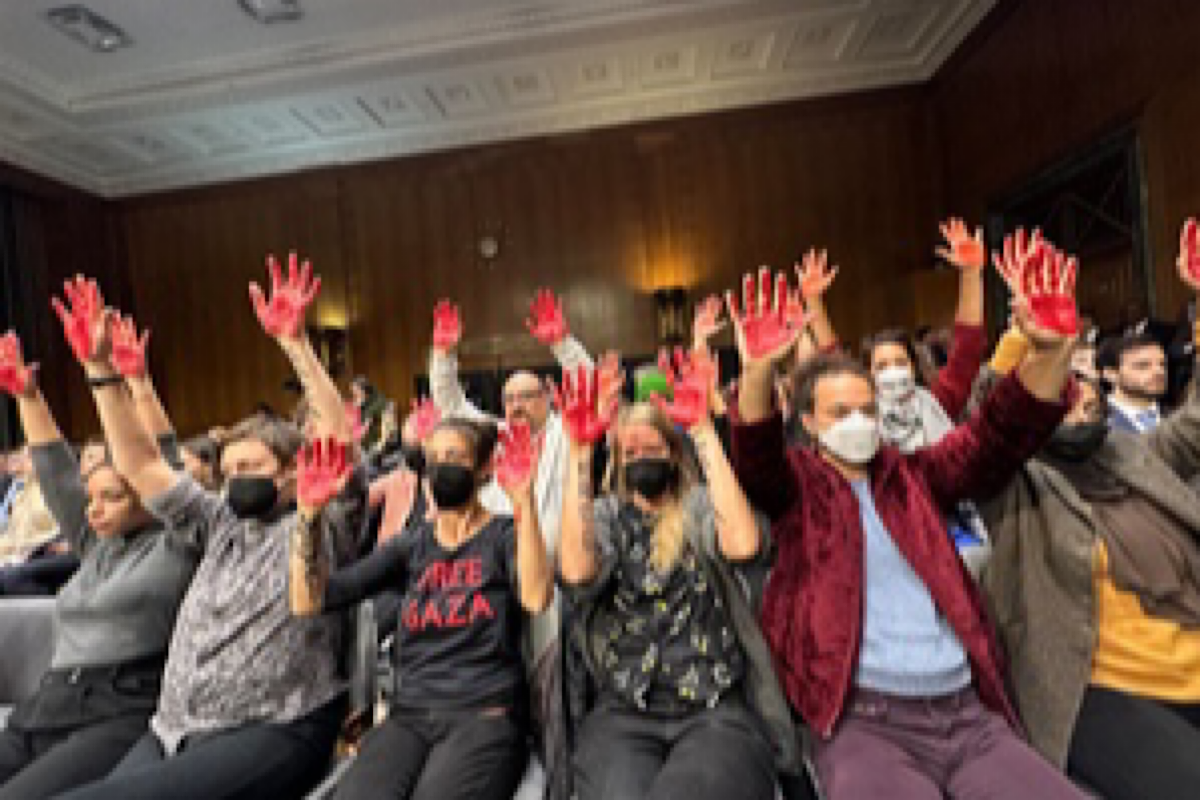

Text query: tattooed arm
(289, 510), (329, 617)
(558, 440), (598, 585)
(690, 419), (761, 562)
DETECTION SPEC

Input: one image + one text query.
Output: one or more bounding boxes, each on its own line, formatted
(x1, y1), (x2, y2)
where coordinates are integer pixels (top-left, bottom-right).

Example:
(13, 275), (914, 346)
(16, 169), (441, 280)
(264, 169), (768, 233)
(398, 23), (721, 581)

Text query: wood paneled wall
(932, 0), (1200, 318)
(1, 165), (128, 441)
(117, 90), (943, 435)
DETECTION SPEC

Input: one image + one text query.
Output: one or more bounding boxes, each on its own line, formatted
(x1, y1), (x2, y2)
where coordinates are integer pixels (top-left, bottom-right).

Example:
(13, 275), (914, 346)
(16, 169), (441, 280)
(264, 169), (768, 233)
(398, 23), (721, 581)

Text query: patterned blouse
(589, 488), (745, 714)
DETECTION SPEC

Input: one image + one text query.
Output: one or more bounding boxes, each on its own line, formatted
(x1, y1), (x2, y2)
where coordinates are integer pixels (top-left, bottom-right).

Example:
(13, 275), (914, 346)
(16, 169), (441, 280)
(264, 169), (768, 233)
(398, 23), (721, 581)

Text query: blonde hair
(609, 402), (697, 573)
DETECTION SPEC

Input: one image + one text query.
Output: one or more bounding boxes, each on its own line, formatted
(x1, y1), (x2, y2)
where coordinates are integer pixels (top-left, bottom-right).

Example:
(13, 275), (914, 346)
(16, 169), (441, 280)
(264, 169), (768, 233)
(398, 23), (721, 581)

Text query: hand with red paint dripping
(297, 436), (351, 517)
(431, 300), (462, 353)
(526, 288), (569, 346)
(726, 267), (803, 371)
(51, 276), (108, 366)
(937, 217), (986, 271)
(1007, 239), (1081, 345)
(109, 313), (150, 379)
(1177, 218), (1200, 294)
(653, 347), (717, 431)
(249, 252), (321, 341)
(496, 420), (540, 504)
(0, 332), (37, 399)
(555, 364), (616, 447)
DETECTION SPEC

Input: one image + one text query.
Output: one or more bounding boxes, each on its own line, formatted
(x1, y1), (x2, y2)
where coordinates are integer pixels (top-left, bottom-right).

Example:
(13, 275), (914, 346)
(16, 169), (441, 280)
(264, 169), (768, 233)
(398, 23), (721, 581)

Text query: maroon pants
(815, 688), (1089, 800)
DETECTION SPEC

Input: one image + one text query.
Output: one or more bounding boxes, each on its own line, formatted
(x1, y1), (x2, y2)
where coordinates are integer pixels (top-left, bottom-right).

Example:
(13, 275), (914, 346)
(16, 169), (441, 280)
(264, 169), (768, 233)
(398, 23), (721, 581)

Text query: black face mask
(225, 476), (279, 520)
(401, 445), (425, 477)
(427, 463), (476, 510)
(624, 458), (678, 501)
(1044, 421), (1109, 462)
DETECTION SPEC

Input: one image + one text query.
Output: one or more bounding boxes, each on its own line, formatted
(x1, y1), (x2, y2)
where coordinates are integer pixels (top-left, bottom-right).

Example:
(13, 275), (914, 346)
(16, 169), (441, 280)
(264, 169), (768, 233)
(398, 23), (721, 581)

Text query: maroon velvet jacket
(730, 373), (1067, 738)
(929, 323), (986, 419)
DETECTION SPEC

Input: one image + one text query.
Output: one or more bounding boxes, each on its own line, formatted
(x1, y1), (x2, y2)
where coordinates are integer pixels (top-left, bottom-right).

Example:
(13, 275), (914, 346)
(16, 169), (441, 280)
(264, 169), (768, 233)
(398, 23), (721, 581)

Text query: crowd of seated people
(0, 217), (1196, 800)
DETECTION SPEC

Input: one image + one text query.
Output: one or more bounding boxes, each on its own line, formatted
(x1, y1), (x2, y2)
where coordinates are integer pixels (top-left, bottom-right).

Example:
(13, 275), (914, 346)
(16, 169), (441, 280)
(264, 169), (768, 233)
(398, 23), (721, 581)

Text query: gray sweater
(31, 440), (200, 671)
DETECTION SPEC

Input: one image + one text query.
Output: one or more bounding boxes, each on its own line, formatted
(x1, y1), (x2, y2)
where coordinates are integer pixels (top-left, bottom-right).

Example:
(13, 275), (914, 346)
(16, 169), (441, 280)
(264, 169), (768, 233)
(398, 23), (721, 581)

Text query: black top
(325, 515), (526, 712)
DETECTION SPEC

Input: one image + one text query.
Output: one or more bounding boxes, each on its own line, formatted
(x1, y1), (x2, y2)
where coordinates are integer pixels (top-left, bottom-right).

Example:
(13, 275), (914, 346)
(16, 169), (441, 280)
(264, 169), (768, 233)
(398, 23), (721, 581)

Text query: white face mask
(874, 366), (916, 405)
(818, 410), (880, 465)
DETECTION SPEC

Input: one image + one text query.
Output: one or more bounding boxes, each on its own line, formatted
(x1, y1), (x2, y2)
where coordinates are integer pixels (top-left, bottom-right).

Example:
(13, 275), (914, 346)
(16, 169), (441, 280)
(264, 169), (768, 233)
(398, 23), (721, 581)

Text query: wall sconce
(654, 287), (688, 346)
(307, 325), (349, 379)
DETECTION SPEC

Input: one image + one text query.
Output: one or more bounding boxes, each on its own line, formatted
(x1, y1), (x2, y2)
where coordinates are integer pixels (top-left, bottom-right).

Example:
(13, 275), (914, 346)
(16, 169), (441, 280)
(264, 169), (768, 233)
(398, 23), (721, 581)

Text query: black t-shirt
(324, 516), (525, 712)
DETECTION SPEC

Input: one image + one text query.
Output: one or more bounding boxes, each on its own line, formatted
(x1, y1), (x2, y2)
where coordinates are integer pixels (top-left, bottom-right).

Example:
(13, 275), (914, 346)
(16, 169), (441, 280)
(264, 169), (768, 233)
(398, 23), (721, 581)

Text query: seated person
(60, 256), (366, 800)
(0, 324), (198, 799)
(559, 353), (806, 800)
(291, 417), (552, 800)
(979, 224), (1200, 800)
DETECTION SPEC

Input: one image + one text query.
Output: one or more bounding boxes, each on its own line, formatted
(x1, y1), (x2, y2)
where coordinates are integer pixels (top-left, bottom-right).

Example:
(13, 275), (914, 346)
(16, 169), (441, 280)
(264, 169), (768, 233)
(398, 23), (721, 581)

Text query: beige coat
(0, 481), (60, 563)
(979, 389), (1200, 767)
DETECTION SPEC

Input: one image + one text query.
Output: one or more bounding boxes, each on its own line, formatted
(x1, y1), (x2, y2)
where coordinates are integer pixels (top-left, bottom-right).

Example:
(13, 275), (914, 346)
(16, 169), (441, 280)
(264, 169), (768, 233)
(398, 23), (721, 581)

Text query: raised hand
(109, 313), (150, 379)
(0, 332), (37, 398)
(526, 288), (569, 346)
(692, 295), (726, 351)
(554, 364), (615, 446)
(496, 420), (540, 499)
(795, 248), (838, 300)
(297, 436), (351, 514)
(51, 276), (106, 365)
(726, 267), (801, 367)
(596, 351), (625, 420)
(992, 228), (1044, 293)
(937, 217), (985, 271)
(431, 300), (462, 352)
(1004, 237), (1080, 339)
(405, 397), (442, 444)
(653, 347), (717, 430)
(249, 252), (321, 340)
(1177, 218), (1200, 294)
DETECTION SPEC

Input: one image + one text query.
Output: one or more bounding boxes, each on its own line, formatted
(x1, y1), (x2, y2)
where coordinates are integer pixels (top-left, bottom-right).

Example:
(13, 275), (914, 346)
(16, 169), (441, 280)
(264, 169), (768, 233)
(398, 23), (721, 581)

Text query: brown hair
(609, 402), (697, 573)
(431, 417), (499, 469)
(792, 353), (873, 416)
(218, 413), (304, 470)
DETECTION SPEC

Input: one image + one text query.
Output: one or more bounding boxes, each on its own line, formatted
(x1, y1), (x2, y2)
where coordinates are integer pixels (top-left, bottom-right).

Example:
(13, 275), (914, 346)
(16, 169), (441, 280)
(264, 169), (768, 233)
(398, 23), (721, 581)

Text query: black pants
(334, 709), (527, 800)
(0, 713), (146, 800)
(57, 696), (344, 800)
(1068, 685), (1200, 800)
(573, 697), (777, 800)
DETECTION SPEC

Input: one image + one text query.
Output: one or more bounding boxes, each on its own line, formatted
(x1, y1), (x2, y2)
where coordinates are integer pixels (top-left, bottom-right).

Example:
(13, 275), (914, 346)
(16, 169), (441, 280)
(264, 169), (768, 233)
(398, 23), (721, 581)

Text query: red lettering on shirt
(470, 593), (495, 623)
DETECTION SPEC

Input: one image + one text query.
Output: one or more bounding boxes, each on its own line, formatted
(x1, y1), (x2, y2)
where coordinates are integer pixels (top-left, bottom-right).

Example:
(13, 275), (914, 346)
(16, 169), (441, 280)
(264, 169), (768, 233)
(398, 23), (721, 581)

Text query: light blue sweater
(850, 480), (972, 697)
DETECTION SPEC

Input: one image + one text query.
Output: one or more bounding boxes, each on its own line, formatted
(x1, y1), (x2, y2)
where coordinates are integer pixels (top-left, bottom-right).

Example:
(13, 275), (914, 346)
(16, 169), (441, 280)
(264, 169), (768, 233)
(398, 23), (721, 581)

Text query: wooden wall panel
(932, 0), (1200, 320)
(115, 90), (942, 434)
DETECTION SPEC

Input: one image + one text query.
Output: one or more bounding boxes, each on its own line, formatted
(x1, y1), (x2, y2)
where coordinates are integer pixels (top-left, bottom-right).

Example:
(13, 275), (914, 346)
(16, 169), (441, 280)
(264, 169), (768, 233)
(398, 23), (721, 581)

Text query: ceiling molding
(0, 0), (995, 198)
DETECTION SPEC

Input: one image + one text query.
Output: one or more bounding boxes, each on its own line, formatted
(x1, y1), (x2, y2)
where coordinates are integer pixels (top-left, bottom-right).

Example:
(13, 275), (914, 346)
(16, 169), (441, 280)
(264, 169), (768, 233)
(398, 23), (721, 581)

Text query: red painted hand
(1021, 243), (1079, 336)
(937, 217), (985, 271)
(796, 248), (838, 300)
(405, 397), (442, 444)
(248, 252), (321, 340)
(0, 332), (37, 398)
(51, 276), (105, 365)
(496, 420), (539, 497)
(726, 267), (800, 365)
(554, 364), (615, 446)
(1178, 218), (1200, 293)
(991, 228), (1044, 293)
(596, 351), (625, 421)
(653, 347), (716, 430)
(525, 288), (569, 346)
(109, 313), (150, 378)
(431, 300), (462, 351)
(297, 436), (351, 513)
